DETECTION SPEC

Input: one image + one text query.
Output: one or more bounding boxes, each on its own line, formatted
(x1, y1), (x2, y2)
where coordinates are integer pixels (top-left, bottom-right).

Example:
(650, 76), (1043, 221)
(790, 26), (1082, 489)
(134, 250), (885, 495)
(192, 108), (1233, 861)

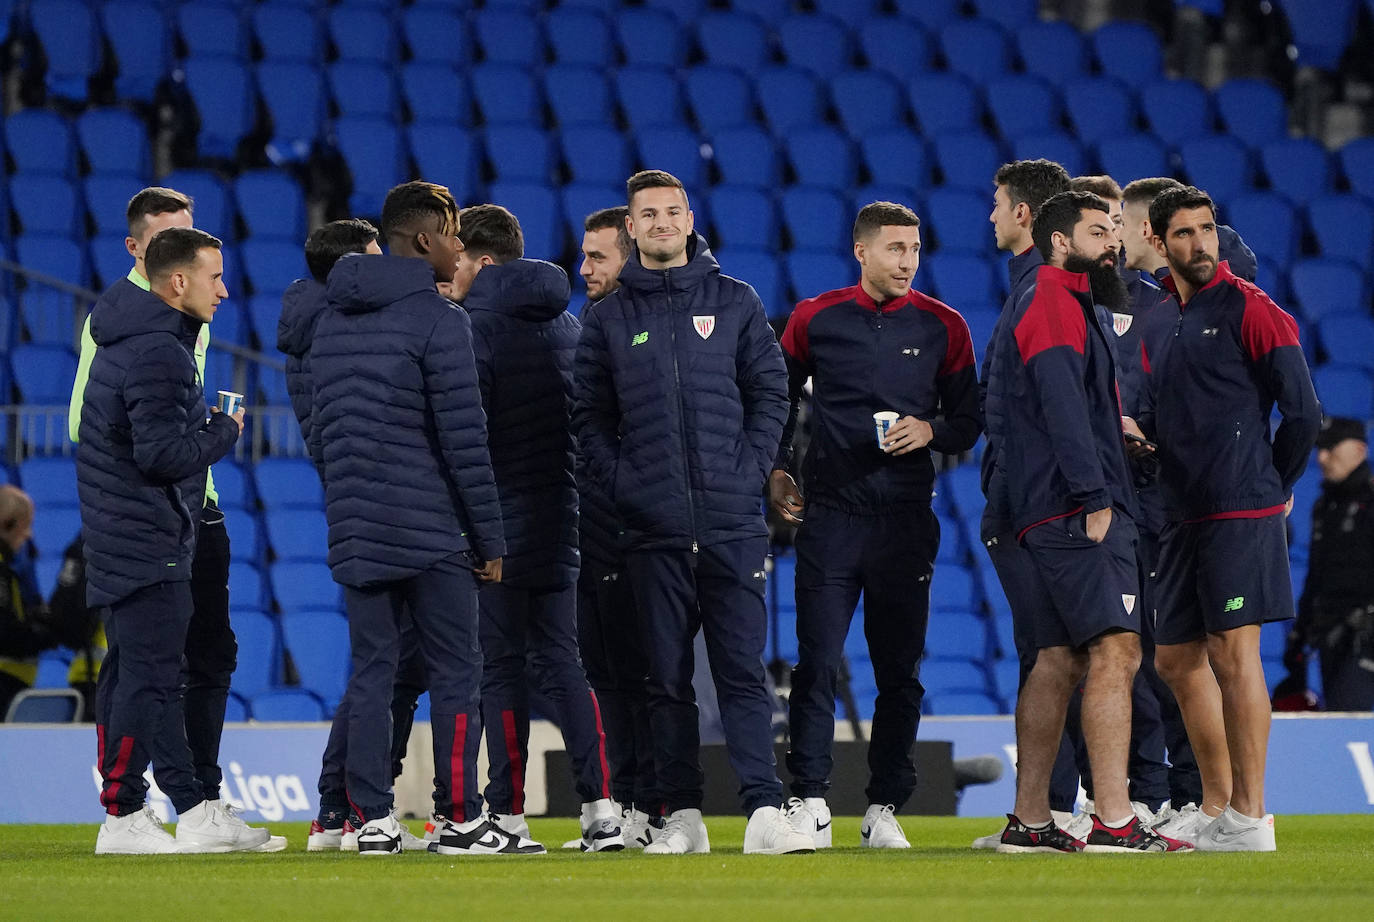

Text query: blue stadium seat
(684, 67), (754, 135)
(272, 561), (341, 615)
(1312, 365), (1374, 419)
(780, 187), (850, 252)
(1274, 0), (1361, 69)
(407, 124), (479, 205)
(918, 659), (988, 694)
(224, 691), (248, 723)
(9, 175), (81, 236)
(181, 58), (255, 161)
(985, 74), (1062, 141)
(257, 62), (325, 164)
(1011, 133), (1085, 177)
(695, 12), (771, 77)
(544, 63), (613, 127)
(485, 124), (554, 183)
(327, 61), (396, 120)
(636, 127), (708, 190)
(209, 298), (249, 347)
(859, 16), (933, 83)
(719, 248), (785, 319)
(229, 565), (266, 613)
(255, 457), (324, 509)
(265, 509), (329, 562)
(926, 253), (999, 306)
(241, 239), (307, 297)
(755, 67), (824, 138)
(1092, 20), (1164, 86)
(18, 456), (77, 506)
(14, 237), (86, 344)
(786, 127), (857, 192)
(1226, 192), (1298, 268)
(831, 71), (906, 140)
(786, 250), (854, 303)
(486, 182), (562, 260)
(252, 3), (321, 62)
(732, 0), (788, 20)
(4, 109), (76, 177)
(401, 6), (468, 63)
(925, 610), (989, 661)
(473, 8), (544, 65)
(213, 461), (255, 512)
(75, 108), (150, 177)
(401, 63), (472, 126)
(1260, 138), (1332, 203)
(614, 66), (684, 130)
(1178, 135), (1252, 206)
(5, 689), (84, 722)
(940, 17), (1013, 85)
(30, 505), (78, 560)
(177, 1), (249, 59)
(333, 117), (405, 218)
(711, 126), (779, 188)
(545, 7), (613, 65)
(778, 14), (854, 81)
(1063, 76), (1136, 147)
(891, 0), (962, 31)
(560, 126), (628, 187)
(280, 611), (350, 710)
(1318, 313), (1374, 371)
(932, 134), (1003, 195)
(251, 689), (328, 722)
(992, 654), (1020, 702)
(1338, 136), (1374, 201)
(1215, 78), (1290, 150)
(861, 128), (929, 190)
(1308, 194), (1374, 270)
(615, 7), (686, 67)
(925, 691), (1003, 716)
(1016, 20), (1088, 87)
(1141, 78), (1214, 148)
(909, 73), (982, 135)
(327, 6), (395, 65)
(560, 183), (621, 243)
(29, 0), (101, 101)
(235, 171), (306, 242)
(99, 1), (171, 103)
(926, 187), (995, 254)
(1096, 133), (1170, 186)
(971, 0), (1039, 28)
(89, 233), (135, 289)
(930, 564), (979, 614)
(1288, 259), (1363, 322)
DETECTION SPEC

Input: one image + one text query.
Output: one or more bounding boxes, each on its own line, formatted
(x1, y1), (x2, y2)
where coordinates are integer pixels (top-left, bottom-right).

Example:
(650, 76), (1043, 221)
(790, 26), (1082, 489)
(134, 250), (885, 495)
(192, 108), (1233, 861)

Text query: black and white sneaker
(356, 813), (404, 856)
(994, 813), (1084, 854)
(430, 817), (546, 856)
(579, 799), (625, 852)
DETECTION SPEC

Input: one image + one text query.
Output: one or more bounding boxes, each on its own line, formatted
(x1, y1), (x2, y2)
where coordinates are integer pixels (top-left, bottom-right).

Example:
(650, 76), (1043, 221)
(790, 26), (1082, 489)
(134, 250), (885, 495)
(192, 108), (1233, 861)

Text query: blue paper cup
(217, 390), (243, 415)
(874, 410), (898, 447)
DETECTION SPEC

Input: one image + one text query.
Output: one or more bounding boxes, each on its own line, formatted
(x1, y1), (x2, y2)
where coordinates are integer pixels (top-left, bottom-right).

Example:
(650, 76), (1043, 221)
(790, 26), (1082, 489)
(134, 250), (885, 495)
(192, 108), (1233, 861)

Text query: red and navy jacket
(985, 264), (1135, 540)
(775, 283), (981, 511)
(1137, 261), (1320, 523)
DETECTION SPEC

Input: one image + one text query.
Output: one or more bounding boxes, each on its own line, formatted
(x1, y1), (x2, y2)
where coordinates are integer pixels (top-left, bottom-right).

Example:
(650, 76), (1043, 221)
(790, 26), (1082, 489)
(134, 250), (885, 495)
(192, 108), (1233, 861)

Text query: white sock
(1102, 813), (1136, 828)
(454, 816), (486, 833)
(1226, 806), (1264, 826)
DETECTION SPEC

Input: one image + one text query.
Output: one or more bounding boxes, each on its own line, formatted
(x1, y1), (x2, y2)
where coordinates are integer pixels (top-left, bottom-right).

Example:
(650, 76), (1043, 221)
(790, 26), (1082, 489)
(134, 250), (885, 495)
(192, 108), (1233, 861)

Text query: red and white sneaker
(340, 819), (359, 852)
(1083, 815), (1193, 853)
(995, 813), (1084, 854)
(307, 820), (343, 852)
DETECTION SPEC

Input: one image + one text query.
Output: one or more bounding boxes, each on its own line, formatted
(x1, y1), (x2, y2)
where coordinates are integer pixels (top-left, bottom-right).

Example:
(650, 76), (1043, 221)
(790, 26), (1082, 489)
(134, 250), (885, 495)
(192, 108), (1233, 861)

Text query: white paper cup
(874, 410), (899, 447)
(217, 390), (243, 415)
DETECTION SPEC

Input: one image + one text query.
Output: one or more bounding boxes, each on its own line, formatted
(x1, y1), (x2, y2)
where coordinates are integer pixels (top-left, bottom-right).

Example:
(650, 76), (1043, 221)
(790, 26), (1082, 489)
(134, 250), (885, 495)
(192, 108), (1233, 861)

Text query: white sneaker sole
(742, 844), (816, 855)
(1082, 844), (1171, 854)
(252, 835), (289, 852)
(994, 843), (1078, 854)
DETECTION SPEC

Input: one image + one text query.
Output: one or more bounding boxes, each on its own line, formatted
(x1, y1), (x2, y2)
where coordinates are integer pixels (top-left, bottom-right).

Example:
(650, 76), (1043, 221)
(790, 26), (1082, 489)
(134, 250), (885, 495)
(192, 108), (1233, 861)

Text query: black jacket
(277, 277), (330, 447)
(1297, 461), (1374, 641)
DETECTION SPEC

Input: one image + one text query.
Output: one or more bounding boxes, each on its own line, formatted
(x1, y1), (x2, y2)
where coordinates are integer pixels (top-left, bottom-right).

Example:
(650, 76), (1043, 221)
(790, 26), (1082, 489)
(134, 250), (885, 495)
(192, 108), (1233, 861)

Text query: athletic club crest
(693, 315), (716, 339)
(1112, 313), (1133, 336)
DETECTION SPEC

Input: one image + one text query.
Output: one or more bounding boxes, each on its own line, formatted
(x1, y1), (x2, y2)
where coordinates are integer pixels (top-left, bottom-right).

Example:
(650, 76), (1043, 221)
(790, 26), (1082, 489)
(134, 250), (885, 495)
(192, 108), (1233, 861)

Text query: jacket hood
(618, 232), (720, 299)
(277, 278), (329, 357)
(326, 253), (438, 315)
(462, 258), (571, 322)
(89, 278), (200, 348)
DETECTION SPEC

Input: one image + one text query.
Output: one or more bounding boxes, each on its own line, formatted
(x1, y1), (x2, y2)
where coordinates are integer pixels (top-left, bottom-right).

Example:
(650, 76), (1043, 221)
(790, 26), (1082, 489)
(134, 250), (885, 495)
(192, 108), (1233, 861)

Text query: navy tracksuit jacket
(776, 282), (981, 809)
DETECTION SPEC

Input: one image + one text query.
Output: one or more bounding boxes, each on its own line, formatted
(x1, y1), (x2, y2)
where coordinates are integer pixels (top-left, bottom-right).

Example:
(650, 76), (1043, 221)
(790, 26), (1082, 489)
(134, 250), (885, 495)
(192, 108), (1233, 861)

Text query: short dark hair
(380, 180), (458, 244)
(126, 187), (193, 240)
(1148, 185), (1216, 238)
(1122, 176), (1183, 208)
(1071, 174), (1123, 201)
(993, 159), (1072, 217)
(1031, 191), (1111, 260)
(853, 201), (920, 243)
(584, 206), (631, 257)
(458, 204), (523, 264)
(626, 169), (686, 206)
(305, 218), (378, 283)
(145, 227), (223, 284)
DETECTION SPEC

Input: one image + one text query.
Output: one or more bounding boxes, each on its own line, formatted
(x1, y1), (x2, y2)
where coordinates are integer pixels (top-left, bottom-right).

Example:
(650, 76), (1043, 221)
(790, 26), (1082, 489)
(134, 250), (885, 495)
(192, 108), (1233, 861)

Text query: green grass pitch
(2, 816), (1372, 921)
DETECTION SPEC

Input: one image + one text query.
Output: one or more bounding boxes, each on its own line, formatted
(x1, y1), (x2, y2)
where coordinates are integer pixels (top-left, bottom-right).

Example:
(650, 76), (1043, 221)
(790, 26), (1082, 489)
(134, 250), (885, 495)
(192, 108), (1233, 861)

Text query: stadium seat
(4, 109), (76, 177)
(1318, 313), (1374, 370)
(1308, 194), (1374, 270)
(560, 126), (629, 187)
(1016, 19), (1088, 87)
(909, 72), (982, 135)
(13, 261), (83, 350)
(327, 61), (396, 120)
(29, 0), (101, 102)
(544, 63), (614, 128)
(706, 186), (777, 252)
(711, 126), (780, 188)
(1010, 133), (1086, 177)
(545, 7), (613, 65)
(177, 1), (249, 59)
(1227, 192), (1299, 267)
(1215, 78), (1289, 149)
(615, 7), (685, 67)
(720, 248), (785, 319)
(780, 187), (850, 252)
(918, 659), (988, 695)
(99, 1), (171, 103)
(1289, 258), (1366, 322)
(208, 298), (249, 347)
(252, 3), (321, 62)
(859, 128), (930, 191)
(272, 561), (341, 615)
(1092, 20), (1165, 86)
(614, 66), (684, 130)
(486, 182), (562, 260)
(925, 188), (995, 255)
(224, 691), (248, 723)
(1260, 137), (1332, 203)
(786, 250), (854, 303)
(940, 17), (1012, 85)
(925, 611), (989, 661)
(89, 234), (135, 289)
(755, 67), (825, 138)
(75, 108), (151, 177)
(1178, 135), (1252, 206)
(1338, 136), (1374, 201)
(8, 175), (81, 237)
(926, 253), (999, 306)
(786, 127), (857, 193)
(257, 62), (326, 164)
(732, 0), (788, 20)
(992, 655), (1020, 703)
(892, 0), (962, 31)
(29, 505), (80, 560)
(859, 16), (933, 83)
(635, 128), (708, 190)
(18, 456), (77, 507)
(181, 58), (256, 162)
(264, 509), (329, 562)
(254, 458), (324, 510)
(473, 8), (544, 65)
(1312, 365), (1374, 419)
(778, 14), (854, 81)
(1063, 76), (1136, 147)
(327, 6), (396, 65)
(695, 12), (771, 77)
(1097, 134), (1170, 187)
(4, 688), (84, 723)
(485, 125), (554, 184)
(251, 689), (325, 722)
(924, 691), (1003, 716)
(235, 171), (306, 242)
(241, 239), (308, 297)
(684, 67), (754, 135)
(831, 71), (907, 140)
(213, 461), (255, 512)
(280, 611), (350, 710)
(1141, 78), (1214, 148)
(930, 564), (979, 614)
(407, 124), (479, 205)
(401, 6), (468, 64)
(471, 62), (545, 126)
(333, 117), (405, 218)
(971, 0), (1039, 28)
(931, 133), (1003, 195)
(401, 63), (472, 127)
(560, 183), (622, 243)
(986, 75), (1063, 142)
(1274, 0), (1361, 69)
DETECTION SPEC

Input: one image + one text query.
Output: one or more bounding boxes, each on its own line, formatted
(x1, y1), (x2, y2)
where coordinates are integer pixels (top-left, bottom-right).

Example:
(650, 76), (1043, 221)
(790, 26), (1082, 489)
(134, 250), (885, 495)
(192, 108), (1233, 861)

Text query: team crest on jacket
(1112, 313), (1133, 336)
(693, 315), (716, 339)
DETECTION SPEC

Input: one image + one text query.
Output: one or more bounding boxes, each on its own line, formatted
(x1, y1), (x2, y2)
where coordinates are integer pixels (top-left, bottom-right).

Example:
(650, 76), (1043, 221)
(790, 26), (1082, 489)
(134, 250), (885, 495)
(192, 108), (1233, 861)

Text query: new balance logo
(631, 331), (649, 346)
(901, 347), (921, 356)
(1224, 596), (1245, 612)
(1202, 327), (1220, 337)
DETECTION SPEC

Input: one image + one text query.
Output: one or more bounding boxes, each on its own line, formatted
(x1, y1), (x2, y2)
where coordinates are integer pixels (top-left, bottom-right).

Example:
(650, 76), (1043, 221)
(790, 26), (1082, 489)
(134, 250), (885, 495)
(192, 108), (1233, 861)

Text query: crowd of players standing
(66, 148), (1337, 855)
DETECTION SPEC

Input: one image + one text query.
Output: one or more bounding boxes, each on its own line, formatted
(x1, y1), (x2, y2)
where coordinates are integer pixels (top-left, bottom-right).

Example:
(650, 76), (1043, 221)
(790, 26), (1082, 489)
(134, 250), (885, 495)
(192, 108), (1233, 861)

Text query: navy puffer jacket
(572, 234), (788, 551)
(76, 279), (239, 606)
(277, 277), (328, 445)
(467, 258), (580, 591)
(309, 254), (505, 588)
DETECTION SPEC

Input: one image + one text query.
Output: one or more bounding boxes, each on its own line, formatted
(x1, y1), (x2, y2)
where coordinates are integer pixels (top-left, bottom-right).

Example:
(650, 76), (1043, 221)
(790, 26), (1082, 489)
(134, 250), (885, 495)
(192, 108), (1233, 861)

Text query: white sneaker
(1131, 801), (1159, 826)
(785, 797), (833, 849)
(431, 816), (546, 855)
(307, 820), (343, 852)
(340, 819), (358, 851)
(422, 813), (445, 847)
(1195, 806), (1276, 852)
(860, 804), (910, 849)
(398, 822), (426, 851)
(644, 808), (710, 855)
(621, 807), (661, 850)
(578, 798), (625, 852)
(970, 830), (1002, 850)
(487, 811), (532, 841)
(212, 801), (276, 851)
(251, 835), (288, 852)
(356, 813), (404, 856)
(1152, 803), (1212, 845)
(175, 800), (271, 853)
(743, 805), (816, 855)
(95, 806), (188, 855)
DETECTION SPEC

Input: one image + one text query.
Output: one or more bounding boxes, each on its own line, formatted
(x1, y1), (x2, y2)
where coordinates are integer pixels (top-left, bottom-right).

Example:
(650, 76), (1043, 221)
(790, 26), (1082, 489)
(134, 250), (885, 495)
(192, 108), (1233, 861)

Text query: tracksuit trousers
(184, 510), (235, 804)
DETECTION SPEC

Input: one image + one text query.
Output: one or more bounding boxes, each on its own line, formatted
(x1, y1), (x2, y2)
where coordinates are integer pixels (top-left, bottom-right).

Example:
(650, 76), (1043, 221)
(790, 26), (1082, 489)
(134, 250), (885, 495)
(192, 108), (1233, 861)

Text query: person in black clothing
(1288, 417), (1374, 711)
(0, 486), (58, 719)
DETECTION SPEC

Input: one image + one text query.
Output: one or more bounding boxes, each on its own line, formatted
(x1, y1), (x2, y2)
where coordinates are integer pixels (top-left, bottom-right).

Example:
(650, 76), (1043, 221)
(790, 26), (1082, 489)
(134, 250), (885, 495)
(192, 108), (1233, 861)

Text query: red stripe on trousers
(95, 723), (107, 782)
(588, 690), (612, 800)
(102, 735), (135, 816)
(502, 710), (525, 815)
(345, 789), (365, 824)
(451, 713), (468, 822)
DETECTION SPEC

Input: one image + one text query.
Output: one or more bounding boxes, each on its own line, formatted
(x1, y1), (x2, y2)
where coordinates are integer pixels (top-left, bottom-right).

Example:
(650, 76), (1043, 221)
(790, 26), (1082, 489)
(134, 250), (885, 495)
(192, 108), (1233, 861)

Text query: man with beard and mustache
(1129, 186), (1320, 851)
(984, 191), (1187, 853)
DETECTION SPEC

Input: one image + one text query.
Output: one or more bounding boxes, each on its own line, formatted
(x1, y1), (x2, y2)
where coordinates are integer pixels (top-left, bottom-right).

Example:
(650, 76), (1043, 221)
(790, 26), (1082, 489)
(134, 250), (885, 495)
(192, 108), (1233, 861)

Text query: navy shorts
(1021, 510), (1141, 650)
(1154, 514), (1293, 645)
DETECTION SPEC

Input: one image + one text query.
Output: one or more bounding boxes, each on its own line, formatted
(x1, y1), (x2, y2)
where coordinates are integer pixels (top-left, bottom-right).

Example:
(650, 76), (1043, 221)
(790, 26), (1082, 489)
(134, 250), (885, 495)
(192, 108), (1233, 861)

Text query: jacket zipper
(666, 270), (699, 554)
